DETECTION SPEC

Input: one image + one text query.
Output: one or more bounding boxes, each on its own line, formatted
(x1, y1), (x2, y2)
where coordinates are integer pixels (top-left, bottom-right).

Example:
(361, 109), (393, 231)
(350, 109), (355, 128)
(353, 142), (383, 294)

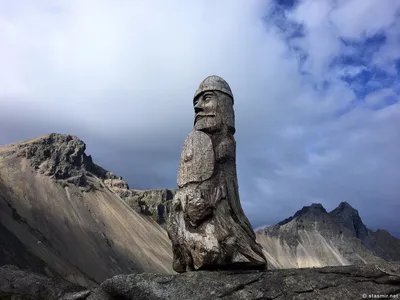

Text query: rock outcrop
(0, 133), (173, 287)
(98, 265), (400, 300)
(116, 189), (176, 225)
(167, 76), (267, 272)
(3, 264), (399, 300)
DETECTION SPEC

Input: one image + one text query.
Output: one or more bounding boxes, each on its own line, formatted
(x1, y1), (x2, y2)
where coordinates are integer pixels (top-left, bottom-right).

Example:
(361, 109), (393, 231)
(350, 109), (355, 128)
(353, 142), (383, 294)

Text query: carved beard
(194, 114), (222, 133)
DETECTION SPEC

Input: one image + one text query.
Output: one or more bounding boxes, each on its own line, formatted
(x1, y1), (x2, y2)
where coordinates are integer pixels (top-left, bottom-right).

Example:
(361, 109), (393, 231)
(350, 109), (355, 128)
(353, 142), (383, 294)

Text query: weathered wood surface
(167, 75), (267, 272)
(177, 131), (214, 187)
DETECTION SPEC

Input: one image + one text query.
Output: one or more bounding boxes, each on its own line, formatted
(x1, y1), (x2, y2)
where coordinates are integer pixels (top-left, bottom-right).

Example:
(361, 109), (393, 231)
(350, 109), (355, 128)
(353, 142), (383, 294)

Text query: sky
(0, 0), (399, 237)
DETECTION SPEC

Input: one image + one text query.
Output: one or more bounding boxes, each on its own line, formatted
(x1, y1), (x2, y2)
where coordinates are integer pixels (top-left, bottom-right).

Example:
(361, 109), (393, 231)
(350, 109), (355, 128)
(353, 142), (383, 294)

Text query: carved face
(193, 91), (219, 131)
(193, 91), (235, 133)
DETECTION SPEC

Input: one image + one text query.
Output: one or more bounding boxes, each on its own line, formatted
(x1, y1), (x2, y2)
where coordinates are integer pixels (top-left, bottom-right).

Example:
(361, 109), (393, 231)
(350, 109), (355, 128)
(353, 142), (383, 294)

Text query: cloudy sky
(1, 0), (399, 236)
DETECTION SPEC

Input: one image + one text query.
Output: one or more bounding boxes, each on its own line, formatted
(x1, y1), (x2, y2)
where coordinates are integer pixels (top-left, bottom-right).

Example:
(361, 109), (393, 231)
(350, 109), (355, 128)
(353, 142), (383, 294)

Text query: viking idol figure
(167, 76), (267, 272)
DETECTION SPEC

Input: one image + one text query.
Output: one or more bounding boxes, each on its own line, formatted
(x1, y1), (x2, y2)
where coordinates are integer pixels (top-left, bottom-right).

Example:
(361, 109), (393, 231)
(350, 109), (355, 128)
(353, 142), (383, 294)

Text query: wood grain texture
(177, 131), (214, 188)
(167, 76), (267, 272)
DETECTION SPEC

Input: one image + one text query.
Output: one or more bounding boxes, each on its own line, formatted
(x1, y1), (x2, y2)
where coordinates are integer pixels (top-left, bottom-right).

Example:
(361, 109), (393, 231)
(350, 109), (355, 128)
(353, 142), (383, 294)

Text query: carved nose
(194, 106), (203, 114)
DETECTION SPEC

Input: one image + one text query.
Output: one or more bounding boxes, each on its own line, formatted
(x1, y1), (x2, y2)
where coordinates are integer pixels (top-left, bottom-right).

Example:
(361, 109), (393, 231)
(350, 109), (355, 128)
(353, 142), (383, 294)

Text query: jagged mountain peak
(256, 201), (395, 270)
(337, 201), (353, 208)
(298, 203), (327, 214)
(257, 199), (400, 269)
(278, 203), (327, 226)
(329, 201), (368, 240)
(1, 133), (130, 191)
(3, 133), (89, 177)
(3, 133), (85, 153)
(332, 201), (358, 214)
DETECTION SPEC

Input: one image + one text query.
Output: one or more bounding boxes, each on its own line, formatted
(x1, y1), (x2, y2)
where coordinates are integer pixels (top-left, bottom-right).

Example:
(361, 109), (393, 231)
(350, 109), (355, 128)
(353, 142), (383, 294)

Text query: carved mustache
(195, 114), (215, 122)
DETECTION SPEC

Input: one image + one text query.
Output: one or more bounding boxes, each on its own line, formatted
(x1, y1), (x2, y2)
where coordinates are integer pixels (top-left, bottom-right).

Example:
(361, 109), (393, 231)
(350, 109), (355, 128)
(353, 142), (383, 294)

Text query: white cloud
(335, 65), (367, 78)
(0, 0), (399, 234)
(372, 20), (400, 74)
(330, 0), (399, 38)
(364, 88), (396, 106)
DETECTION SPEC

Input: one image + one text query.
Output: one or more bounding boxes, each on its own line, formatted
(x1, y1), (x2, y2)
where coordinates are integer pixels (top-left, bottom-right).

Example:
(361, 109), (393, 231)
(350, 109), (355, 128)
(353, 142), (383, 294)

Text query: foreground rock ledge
(4, 264), (398, 300)
(95, 265), (400, 300)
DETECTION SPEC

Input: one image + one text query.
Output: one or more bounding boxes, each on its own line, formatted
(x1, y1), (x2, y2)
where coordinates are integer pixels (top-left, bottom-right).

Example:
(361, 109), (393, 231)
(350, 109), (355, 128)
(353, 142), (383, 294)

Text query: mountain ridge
(256, 201), (400, 271)
(0, 133), (174, 286)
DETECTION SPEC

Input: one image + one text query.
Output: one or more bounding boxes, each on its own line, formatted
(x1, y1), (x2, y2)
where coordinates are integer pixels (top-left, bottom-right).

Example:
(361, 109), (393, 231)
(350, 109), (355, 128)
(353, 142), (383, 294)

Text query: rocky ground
(1, 264), (399, 300)
(0, 265), (85, 300)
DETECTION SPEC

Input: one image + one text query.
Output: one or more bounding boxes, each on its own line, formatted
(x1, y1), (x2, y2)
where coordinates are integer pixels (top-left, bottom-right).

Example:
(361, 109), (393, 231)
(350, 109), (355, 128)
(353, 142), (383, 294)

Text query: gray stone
(99, 264), (400, 300)
(0, 265), (84, 300)
(167, 76), (267, 272)
(60, 290), (91, 300)
(2, 264), (399, 300)
(84, 288), (114, 300)
(114, 188), (176, 225)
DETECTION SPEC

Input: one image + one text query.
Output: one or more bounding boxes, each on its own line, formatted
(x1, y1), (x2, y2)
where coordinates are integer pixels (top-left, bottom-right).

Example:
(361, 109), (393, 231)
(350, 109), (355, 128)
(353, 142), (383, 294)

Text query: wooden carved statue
(167, 75), (267, 272)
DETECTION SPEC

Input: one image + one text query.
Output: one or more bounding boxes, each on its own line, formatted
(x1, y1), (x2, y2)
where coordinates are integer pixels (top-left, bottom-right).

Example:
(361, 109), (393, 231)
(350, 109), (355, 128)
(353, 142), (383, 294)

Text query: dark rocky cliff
(329, 201), (369, 240)
(329, 201), (400, 262)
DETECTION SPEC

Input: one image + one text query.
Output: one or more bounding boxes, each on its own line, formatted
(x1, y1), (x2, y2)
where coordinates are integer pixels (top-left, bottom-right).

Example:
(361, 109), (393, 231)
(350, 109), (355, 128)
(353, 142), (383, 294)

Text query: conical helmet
(193, 75), (234, 104)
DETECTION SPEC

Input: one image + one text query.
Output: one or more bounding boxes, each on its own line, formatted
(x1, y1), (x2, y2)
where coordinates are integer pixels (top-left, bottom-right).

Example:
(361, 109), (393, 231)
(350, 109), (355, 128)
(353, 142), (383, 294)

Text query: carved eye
(204, 94), (212, 102)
